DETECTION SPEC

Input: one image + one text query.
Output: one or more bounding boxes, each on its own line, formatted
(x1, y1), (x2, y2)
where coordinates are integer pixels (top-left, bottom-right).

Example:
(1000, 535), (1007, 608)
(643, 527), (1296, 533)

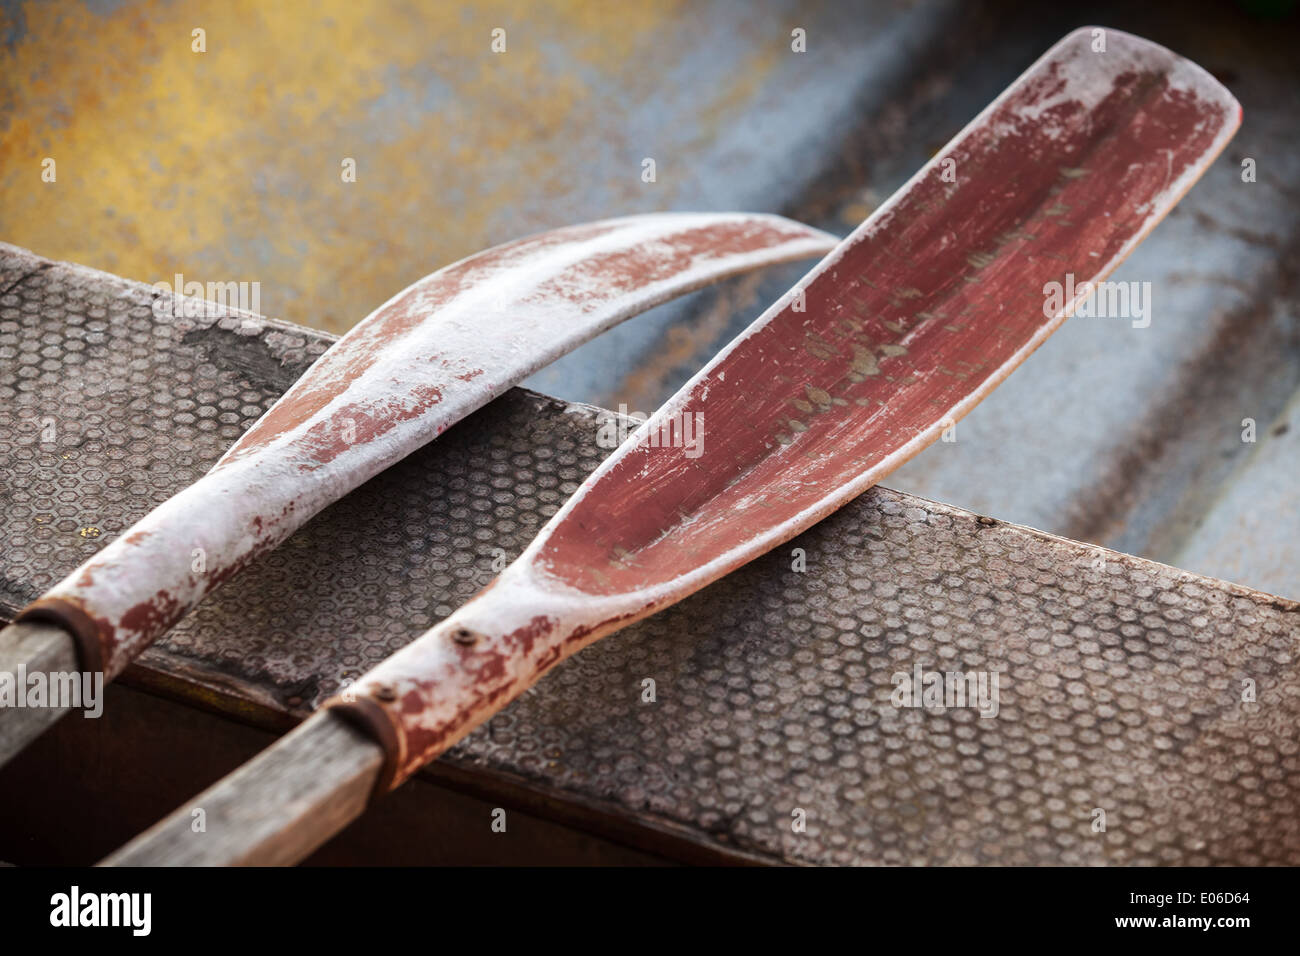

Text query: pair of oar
(15, 27), (1245, 865)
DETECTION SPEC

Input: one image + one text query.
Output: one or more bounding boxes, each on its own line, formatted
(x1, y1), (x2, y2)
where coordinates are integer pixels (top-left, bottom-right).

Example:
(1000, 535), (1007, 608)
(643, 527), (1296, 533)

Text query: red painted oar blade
(535, 28), (1239, 603)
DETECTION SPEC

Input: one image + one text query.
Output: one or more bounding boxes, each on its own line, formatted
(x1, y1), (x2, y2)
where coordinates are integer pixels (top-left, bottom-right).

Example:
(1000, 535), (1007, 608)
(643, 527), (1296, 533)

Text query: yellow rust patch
(0, 0), (693, 334)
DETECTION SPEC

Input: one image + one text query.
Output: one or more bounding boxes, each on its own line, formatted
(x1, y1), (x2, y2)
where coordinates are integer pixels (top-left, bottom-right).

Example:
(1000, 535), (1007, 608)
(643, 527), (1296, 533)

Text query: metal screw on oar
(102, 27), (1240, 867)
(0, 213), (838, 770)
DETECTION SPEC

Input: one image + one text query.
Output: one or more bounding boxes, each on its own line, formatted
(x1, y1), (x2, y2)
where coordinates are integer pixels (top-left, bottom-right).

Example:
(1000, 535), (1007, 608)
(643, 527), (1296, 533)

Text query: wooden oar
(103, 27), (1240, 866)
(0, 213), (837, 767)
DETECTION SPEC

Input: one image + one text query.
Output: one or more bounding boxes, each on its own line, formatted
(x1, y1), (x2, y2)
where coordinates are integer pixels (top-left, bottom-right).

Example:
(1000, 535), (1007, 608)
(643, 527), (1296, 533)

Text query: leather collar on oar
(0, 212), (837, 769)
(103, 27), (1240, 865)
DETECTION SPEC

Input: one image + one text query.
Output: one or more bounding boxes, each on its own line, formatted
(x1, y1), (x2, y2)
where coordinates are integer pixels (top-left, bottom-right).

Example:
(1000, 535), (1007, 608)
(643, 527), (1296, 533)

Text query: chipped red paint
(294, 383), (445, 468)
(332, 28), (1241, 792)
(117, 590), (185, 641)
(15, 213), (837, 680)
(543, 72), (1232, 595)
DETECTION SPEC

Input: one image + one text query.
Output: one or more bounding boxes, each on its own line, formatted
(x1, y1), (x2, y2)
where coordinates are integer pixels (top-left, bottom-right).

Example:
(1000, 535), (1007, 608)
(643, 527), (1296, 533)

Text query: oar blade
(533, 28), (1241, 606)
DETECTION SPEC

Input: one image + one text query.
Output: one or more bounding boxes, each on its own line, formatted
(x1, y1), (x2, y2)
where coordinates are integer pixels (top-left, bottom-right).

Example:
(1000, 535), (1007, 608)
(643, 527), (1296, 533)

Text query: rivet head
(451, 627), (479, 646)
(372, 683), (397, 702)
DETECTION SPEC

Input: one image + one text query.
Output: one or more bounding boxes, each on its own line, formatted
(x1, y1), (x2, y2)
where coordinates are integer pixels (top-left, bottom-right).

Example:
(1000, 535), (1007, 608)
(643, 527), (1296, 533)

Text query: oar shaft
(101, 711), (383, 866)
(0, 621), (79, 768)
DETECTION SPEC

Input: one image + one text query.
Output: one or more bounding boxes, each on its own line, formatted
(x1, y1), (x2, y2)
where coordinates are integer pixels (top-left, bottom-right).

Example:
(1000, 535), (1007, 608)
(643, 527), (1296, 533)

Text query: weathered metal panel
(0, 0), (949, 336)
(2, 247), (1297, 865)
(1173, 387), (1300, 598)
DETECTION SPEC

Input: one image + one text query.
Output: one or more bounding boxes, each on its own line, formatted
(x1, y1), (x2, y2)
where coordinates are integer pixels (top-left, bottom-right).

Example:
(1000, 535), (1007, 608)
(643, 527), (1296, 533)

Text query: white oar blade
(14, 213), (836, 681)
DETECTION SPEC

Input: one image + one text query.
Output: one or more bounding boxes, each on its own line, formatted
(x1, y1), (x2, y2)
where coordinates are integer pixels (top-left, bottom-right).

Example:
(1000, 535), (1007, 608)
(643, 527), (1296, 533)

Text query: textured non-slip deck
(2, 244), (1298, 865)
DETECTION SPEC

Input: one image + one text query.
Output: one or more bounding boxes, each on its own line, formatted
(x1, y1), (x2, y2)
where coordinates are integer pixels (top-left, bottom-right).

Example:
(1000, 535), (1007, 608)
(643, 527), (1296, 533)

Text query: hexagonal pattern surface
(2, 244), (1298, 865)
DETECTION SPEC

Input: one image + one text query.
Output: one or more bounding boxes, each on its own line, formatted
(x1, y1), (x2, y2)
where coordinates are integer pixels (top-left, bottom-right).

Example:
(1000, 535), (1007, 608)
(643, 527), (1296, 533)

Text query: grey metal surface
(2, 245), (1298, 865)
(1173, 389), (1299, 600)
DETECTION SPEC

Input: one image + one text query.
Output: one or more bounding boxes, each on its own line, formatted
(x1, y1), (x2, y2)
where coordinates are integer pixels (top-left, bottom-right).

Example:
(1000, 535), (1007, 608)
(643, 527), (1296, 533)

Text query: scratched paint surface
(16, 213), (835, 678)
(335, 30), (1241, 788)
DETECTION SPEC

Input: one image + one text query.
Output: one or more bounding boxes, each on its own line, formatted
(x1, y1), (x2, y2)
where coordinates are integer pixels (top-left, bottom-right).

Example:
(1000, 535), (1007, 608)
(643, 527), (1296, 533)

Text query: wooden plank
(0, 622), (79, 768)
(103, 711), (381, 866)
